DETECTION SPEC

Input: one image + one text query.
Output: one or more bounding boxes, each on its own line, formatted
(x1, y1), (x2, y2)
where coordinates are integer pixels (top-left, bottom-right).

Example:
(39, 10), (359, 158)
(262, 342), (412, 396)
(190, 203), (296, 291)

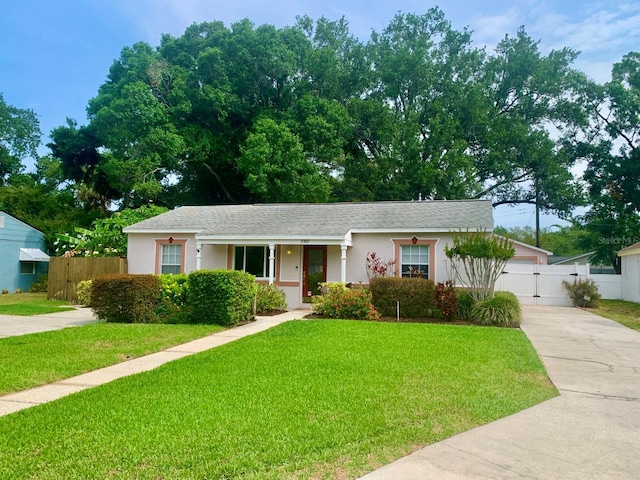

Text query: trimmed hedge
(369, 277), (435, 318)
(188, 270), (257, 325)
(91, 274), (161, 323)
(471, 291), (521, 328)
(255, 284), (287, 314)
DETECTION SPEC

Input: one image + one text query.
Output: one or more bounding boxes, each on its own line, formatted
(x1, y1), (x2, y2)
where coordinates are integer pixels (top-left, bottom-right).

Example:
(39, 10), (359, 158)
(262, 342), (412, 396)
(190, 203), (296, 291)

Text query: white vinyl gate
(494, 263), (590, 306)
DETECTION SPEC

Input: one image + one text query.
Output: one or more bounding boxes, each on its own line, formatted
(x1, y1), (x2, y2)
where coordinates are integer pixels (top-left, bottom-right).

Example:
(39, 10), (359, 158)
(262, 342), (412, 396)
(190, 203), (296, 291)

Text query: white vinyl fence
(494, 263), (621, 306)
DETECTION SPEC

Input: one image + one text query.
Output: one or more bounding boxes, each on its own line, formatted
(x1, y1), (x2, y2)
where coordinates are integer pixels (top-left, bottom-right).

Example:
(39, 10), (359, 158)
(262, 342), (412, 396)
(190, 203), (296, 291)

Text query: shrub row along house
(124, 200), (494, 308)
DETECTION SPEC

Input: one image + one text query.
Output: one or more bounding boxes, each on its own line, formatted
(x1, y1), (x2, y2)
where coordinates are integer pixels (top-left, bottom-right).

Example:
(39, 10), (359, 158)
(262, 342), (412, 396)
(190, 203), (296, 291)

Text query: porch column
(196, 242), (202, 271)
(340, 244), (347, 283)
(268, 243), (276, 285)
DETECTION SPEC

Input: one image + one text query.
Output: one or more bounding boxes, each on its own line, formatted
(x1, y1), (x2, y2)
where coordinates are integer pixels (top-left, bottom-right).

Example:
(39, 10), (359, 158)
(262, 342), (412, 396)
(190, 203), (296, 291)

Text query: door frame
(302, 245), (327, 300)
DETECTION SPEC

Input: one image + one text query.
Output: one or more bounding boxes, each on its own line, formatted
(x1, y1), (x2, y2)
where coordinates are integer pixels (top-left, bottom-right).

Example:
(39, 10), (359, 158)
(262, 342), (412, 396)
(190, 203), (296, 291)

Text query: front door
(303, 246), (327, 299)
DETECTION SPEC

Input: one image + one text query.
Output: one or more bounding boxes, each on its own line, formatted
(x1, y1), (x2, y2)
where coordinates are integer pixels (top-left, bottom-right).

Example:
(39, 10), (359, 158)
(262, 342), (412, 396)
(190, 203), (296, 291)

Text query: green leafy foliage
(28, 275), (48, 293)
(456, 289), (476, 320)
(255, 283), (287, 314)
(156, 274), (191, 323)
(54, 205), (167, 257)
(434, 281), (458, 320)
(369, 277), (435, 318)
(446, 232), (515, 302)
(75, 280), (92, 306)
(0, 93), (41, 184)
(311, 283), (379, 321)
(238, 117), (331, 202)
(91, 274), (161, 323)
(188, 270), (257, 325)
(562, 279), (601, 308)
(471, 291), (521, 328)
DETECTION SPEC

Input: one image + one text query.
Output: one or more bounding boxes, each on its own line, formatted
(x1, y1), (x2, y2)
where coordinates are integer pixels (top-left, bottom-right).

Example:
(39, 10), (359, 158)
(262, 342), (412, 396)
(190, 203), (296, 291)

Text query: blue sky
(1, 0), (639, 228)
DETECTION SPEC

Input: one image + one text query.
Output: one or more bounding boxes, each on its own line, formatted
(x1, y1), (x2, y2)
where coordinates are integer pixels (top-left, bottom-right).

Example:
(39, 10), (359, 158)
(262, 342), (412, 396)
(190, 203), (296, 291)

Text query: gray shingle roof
(124, 200), (493, 238)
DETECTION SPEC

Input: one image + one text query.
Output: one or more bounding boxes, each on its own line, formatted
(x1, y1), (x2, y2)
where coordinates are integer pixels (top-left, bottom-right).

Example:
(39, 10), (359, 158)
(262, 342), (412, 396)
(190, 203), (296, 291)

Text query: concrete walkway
(361, 305), (640, 479)
(0, 307), (97, 338)
(0, 310), (304, 417)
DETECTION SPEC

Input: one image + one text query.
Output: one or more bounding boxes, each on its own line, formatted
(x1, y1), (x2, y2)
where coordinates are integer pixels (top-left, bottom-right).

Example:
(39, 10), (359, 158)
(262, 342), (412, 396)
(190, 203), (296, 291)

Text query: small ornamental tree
(445, 232), (515, 302)
(365, 252), (397, 279)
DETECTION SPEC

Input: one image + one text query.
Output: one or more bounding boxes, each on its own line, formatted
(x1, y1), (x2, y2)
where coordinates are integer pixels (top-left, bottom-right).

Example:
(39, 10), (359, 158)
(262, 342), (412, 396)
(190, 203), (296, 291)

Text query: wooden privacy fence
(47, 257), (128, 303)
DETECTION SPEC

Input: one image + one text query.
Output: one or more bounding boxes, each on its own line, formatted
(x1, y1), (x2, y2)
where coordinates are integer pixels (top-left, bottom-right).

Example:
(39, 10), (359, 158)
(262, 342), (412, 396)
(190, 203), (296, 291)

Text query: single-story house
(506, 239), (552, 265)
(0, 211), (50, 292)
(124, 200), (493, 308)
(618, 242), (640, 303)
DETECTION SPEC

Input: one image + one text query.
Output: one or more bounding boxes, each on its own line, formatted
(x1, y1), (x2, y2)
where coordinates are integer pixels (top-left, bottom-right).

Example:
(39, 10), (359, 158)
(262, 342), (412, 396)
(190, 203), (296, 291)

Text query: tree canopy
(44, 9), (587, 216)
(2, 9), (638, 266)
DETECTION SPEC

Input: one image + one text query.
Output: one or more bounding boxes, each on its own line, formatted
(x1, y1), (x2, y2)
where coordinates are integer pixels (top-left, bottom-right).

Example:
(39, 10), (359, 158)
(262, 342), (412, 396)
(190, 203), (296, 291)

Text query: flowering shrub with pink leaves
(365, 252), (397, 279)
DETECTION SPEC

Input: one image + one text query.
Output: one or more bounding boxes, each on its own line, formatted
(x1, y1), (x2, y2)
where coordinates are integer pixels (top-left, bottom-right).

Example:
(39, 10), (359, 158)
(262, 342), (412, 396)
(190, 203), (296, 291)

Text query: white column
(340, 244), (347, 283)
(268, 243), (276, 285)
(196, 242), (202, 271)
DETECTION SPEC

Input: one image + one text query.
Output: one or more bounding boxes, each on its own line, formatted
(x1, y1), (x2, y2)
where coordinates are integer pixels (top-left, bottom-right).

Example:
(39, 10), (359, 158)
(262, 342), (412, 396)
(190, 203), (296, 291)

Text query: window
(161, 244), (182, 274)
(400, 245), (429, 278)
(20, 262), (36, 275)
(234, 246), (267, 277)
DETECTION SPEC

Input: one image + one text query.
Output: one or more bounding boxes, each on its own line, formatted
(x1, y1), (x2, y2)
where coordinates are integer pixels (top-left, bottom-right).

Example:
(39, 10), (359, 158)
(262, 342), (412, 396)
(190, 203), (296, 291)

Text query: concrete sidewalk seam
(559, 388), (640, 402)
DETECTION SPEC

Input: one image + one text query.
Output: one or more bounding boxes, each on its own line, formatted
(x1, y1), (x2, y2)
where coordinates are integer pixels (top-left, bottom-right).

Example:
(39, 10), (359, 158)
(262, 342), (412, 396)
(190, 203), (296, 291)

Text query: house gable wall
(128, 233), (197, 274)
(0, 212), (47, 292)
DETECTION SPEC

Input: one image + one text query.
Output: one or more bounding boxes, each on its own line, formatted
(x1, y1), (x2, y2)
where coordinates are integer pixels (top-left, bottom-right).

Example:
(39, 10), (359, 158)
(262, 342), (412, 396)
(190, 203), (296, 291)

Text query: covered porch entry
(194, 238), (350, 308)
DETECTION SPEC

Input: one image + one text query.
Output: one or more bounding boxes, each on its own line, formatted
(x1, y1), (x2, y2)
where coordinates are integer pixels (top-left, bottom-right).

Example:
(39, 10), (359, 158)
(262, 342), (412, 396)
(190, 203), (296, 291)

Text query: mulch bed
(302, 313), (474, 325)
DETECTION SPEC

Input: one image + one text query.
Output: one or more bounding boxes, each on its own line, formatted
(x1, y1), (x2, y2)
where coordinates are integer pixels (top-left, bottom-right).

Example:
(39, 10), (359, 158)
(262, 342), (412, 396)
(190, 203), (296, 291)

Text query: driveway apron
(0, 308), (96, 338)
(361, 305), (640, 479)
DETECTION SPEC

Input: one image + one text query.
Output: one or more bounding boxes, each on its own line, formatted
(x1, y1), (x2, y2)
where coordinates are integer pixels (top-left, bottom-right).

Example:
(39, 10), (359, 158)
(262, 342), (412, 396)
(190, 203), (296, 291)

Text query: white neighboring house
(618, 242), (640, 303)
(123, 200), (494, 308)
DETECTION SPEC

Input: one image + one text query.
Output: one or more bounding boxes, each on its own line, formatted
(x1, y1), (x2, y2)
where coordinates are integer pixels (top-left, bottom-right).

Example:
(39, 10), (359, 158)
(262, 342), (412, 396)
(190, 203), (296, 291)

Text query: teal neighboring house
(0, 211), (49, 292)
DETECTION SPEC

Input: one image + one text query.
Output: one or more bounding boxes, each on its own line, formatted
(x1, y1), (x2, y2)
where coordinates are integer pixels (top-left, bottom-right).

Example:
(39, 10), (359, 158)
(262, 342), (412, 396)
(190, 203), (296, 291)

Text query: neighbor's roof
(618, 242), (640, 257)
(123, 200), (494, 239)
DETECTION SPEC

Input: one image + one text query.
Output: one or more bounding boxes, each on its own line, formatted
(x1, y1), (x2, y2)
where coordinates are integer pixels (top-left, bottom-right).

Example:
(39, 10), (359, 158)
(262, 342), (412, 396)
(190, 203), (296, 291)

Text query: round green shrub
(75, 280), (93, 306)
(562, 279), (601, 308)
(255, 284), (287, 314)
(471, 291), (521, 328)
(312, 283), (379, 321)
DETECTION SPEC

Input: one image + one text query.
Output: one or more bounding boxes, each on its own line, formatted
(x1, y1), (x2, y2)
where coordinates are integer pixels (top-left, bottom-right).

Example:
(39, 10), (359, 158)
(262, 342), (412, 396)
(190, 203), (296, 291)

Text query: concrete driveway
(361, 305), (640, 479)
(0, 308), (97, 338)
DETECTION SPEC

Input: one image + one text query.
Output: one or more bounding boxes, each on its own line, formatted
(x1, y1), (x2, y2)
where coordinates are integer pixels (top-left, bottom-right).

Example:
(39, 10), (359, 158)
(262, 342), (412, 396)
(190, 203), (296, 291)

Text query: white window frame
(161, 244), (182, 274)
(400, 244), (430, 278)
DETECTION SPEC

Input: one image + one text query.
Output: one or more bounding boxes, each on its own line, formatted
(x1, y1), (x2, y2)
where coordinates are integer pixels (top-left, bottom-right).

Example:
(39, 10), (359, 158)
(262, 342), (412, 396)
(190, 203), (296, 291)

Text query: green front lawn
(588, 299), (640, 331)
(0, 323), (223, 395)
(0, 320), (557, 479)
(0, 293), (75, 316)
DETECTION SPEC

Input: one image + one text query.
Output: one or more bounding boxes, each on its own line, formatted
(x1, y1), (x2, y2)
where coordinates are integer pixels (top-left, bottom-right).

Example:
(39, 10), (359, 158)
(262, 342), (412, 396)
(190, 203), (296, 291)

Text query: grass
(0, 320), (557, 479)
(0, 323), (223, 395)
(0, 293), (75, 316)
(587, 299), (640, 331)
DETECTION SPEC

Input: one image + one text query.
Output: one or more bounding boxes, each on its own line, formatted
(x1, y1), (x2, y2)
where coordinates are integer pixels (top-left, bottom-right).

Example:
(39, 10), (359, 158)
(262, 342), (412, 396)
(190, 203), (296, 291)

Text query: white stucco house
(618, 242), (640, 303)
(123, 200), (494, 308)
